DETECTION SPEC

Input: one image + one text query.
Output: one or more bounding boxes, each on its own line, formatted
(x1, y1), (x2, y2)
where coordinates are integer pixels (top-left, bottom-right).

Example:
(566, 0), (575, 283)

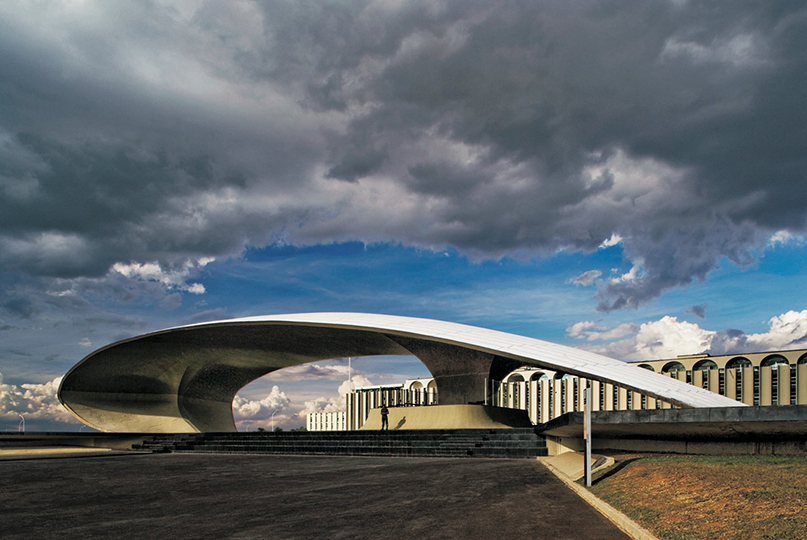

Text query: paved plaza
(1, 453), (627, 539)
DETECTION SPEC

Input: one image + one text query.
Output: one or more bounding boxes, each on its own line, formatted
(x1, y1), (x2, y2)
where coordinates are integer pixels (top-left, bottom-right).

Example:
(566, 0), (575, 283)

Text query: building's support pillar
(604, 382), (615, 411)
(631, 390), (642, 410)
(553, 380), (562, 419)
(565, 380), (575, 414)
(540, 379), (550, 423)
(591, 380), (601, 412)
(617, 387), (628, 411)
(726, 369), (738, 401)
(760, 366), (772, 406)
(519, 381), (527, 410)
(799, 364), (807, 405)
(742, 367), (755, 405)
(708, 369), (720, 394)
(387, 336), (525, 406)
(779, 366), (791, 406)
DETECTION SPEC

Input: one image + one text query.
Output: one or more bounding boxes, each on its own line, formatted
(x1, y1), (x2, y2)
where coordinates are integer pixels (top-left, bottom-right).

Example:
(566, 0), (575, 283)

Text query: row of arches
(638, 353), (807, 374)
(490, 354), (807, 424)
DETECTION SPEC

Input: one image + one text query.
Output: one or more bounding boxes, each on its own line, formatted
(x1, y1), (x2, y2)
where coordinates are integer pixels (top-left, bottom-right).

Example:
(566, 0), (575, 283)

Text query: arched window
(506, 373), (526, 383)
(760, 355), (789, 368)
(798, 354), (807, 365)
(409, 381), (423, 405)
(661, 361), (686, 374)
(637, 364), (655, 371)
(761, 355), (790, 405)
(529, 371), (547, 382)
(427, 380), (437, 405)
(726, 357), (751, 369)
(693, 360), (718, 371)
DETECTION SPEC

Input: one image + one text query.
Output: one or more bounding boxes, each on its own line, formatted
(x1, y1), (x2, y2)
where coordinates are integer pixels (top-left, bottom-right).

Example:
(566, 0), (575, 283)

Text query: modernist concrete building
(58, 313), (741, 433)
(329, 348), (807, 431)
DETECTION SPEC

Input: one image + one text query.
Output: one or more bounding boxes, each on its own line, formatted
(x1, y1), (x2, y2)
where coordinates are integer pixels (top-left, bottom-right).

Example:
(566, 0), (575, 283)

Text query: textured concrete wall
(538, 406), (807, 455)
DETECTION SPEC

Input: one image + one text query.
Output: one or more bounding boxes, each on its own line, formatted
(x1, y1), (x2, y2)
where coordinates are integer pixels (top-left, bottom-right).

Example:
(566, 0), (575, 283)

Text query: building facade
(310, 348), (807, 431)
(305, 411), (346, 432)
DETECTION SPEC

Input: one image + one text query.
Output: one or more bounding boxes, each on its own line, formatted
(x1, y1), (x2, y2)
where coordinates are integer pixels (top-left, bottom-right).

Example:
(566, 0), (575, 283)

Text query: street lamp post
(584, 382), (592, 487)
(18, 414), (25, 434)
(271, 410), (277, 432)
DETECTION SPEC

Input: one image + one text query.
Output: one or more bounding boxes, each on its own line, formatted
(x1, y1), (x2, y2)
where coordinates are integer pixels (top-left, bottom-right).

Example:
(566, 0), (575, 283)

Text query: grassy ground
(587, 454), (807, 540)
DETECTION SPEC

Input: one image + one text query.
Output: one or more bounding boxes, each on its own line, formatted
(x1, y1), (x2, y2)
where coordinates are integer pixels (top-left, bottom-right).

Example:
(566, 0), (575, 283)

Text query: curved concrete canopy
(58, 313), (744, 432)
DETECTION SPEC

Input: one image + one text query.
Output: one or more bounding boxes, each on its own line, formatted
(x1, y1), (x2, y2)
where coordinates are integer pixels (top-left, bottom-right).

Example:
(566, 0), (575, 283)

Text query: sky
(1, 0), (806, 432)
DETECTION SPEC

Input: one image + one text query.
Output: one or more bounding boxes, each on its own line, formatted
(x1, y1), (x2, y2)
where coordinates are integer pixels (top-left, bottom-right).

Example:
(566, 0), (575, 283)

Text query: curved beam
(58, 313), (743, 432)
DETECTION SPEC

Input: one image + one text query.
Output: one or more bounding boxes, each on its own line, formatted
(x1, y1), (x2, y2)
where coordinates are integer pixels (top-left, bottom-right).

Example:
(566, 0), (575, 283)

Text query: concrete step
(155, 438), (545, 447)
(189, 442), (546, 451)
(135, 429), (548, 459)
(169, 445), (548, 458)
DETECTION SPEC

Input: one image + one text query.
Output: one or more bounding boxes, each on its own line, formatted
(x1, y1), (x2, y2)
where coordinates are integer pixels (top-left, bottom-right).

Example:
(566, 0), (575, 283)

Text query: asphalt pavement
(0, 453), (628, 539)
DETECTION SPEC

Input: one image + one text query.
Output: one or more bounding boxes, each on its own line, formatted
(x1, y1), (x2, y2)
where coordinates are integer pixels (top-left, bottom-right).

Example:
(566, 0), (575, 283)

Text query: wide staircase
(134, 428), (548, 459)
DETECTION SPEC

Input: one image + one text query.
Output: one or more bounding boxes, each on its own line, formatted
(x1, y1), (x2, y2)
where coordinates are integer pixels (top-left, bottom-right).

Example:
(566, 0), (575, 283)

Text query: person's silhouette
(380, 403), (389, 431)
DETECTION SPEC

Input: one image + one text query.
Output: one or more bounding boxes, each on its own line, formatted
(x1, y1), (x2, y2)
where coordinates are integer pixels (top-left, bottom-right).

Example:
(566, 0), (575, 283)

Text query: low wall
(360, 405), (533, 430)
(0, 433), (157, 450)
(538, 406), (807, 455)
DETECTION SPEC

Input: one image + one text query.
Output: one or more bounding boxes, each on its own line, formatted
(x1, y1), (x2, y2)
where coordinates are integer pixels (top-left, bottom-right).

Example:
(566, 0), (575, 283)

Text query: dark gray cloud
(689, 304), (707, 319)
(0, 293), (38, 320)
(0, 0), (805, 310)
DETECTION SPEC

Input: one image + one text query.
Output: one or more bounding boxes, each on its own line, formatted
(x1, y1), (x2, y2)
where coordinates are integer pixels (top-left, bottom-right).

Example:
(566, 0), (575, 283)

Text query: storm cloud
(2, 0), (806, 309)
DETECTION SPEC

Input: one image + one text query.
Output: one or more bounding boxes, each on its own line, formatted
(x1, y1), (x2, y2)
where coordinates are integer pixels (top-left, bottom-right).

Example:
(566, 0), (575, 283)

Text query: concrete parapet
(537, 405), (807, 455)
(359, 404), (533, 430)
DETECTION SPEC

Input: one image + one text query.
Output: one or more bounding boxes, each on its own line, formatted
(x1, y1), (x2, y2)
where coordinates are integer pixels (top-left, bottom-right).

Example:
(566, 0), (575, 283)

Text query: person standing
(380, 403), (389, 431)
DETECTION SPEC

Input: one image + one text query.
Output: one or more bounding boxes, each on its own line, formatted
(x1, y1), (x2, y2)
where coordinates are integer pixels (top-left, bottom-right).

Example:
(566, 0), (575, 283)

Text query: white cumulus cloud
(268, 362), (354, 382)
(768, 230), (805, 247)
(298, 396), (344, 418)
(0, 373), (78, 426)
(745, 310), (807, 351)
(111, 257), (213, 294)
(574, 309), (807, 361)
(232, 385), (290, 421)
(567, 321), (636, 342)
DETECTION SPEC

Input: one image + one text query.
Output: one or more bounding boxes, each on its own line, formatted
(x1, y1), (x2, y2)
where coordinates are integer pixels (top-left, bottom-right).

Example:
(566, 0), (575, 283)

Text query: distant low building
(306, 378), (437, 431)
(305, 411), (346, 432)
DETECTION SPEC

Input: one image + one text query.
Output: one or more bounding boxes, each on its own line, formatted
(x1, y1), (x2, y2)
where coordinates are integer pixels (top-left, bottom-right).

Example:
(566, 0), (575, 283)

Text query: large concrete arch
(58, 313), (743, 432)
